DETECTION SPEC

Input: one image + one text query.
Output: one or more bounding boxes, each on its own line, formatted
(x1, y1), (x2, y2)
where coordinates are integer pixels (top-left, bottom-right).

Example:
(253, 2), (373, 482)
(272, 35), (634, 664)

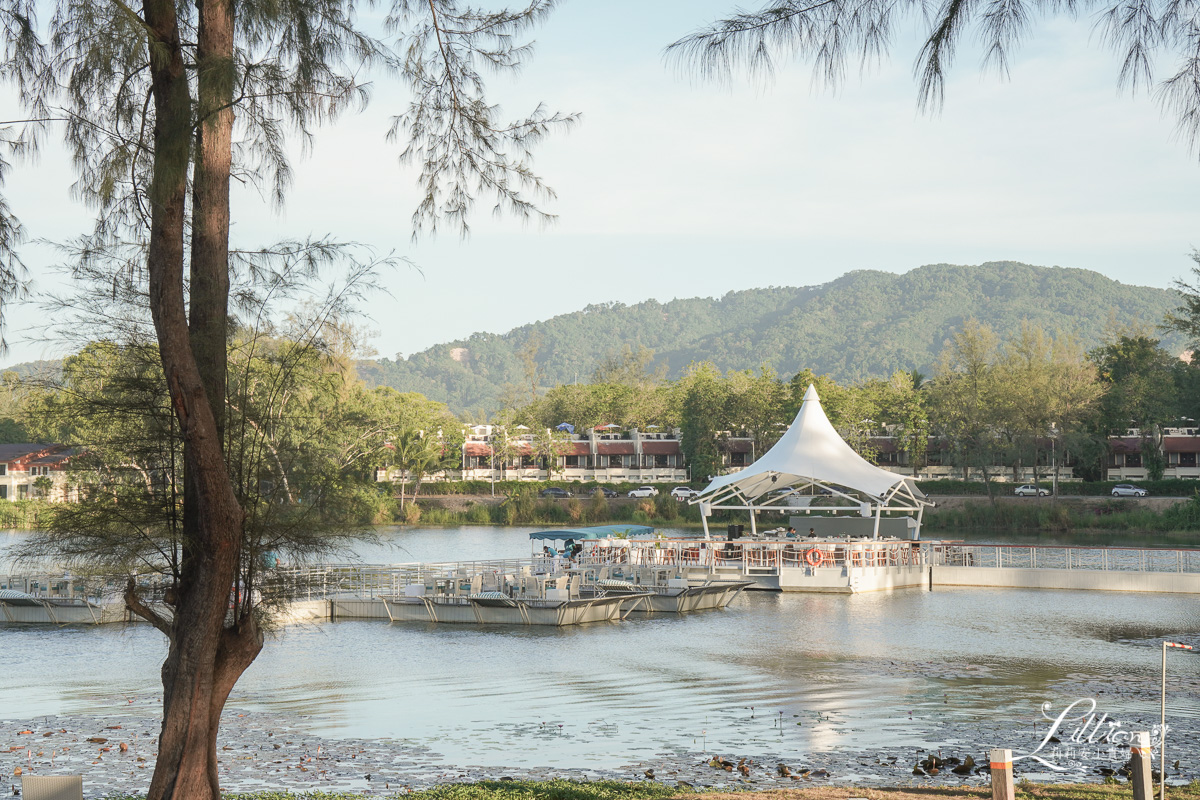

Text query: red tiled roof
(565, 442), (591, 456)
(596, 442), (636, 455)
(463, 443), (492, 457)
(0, 444), (58, 464)
(1163, 436), (1200, 454)
(29, 453), (72, 468)
(1108, 437), (1142, 454)
(641, 441), (681, 455)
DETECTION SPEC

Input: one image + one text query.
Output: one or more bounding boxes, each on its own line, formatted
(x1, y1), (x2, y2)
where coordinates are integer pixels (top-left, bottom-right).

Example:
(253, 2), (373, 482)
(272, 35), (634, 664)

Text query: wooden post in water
(1132, 731), (1154, 800)
(989, 748), (1013, 800)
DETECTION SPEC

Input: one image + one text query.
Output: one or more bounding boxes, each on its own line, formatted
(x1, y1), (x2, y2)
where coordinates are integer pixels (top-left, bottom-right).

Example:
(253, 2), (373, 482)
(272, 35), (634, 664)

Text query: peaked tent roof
(697, 385), (926, 503)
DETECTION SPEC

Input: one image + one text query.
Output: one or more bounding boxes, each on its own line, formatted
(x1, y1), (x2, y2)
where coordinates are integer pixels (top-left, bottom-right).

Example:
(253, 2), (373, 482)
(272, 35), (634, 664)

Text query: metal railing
(1, 572), (140, 602)
(576, 538), (924, 570)
(268, 558), (539, 601)
(15, 542), (1196, 609)
(926, 543), (1200, 574)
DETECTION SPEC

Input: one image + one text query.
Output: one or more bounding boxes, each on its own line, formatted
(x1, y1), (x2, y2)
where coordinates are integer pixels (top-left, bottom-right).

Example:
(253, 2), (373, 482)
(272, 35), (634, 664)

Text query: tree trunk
(190, 0), (234, 439)
(141, 0), (263, 797)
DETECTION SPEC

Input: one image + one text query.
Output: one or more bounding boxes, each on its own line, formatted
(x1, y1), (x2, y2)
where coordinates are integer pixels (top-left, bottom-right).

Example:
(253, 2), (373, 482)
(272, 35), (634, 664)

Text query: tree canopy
(0, 0), (571, 797)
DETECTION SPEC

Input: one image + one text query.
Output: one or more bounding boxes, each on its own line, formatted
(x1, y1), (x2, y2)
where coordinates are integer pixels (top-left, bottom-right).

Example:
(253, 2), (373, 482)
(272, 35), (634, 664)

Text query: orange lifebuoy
(805, 548), (823, 567)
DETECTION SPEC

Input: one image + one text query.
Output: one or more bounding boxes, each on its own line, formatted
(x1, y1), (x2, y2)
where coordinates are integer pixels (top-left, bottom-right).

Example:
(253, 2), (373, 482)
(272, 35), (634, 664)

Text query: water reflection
(2, 525), (1199, 770)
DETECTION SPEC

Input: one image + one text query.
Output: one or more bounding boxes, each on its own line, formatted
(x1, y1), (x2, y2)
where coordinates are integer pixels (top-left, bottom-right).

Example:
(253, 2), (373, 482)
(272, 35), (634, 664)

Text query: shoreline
(5, 694), (1198, 799)
(399, 493), (1200, 536)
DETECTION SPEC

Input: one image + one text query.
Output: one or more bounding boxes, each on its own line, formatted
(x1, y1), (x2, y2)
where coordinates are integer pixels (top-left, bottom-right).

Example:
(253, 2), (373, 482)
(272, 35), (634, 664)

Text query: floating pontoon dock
(6, 540), (1200, 625)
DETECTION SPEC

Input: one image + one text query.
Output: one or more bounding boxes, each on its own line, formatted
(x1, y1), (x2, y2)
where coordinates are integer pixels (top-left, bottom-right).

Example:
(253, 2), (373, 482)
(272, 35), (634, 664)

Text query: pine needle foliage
(667, 0), (1200, 159)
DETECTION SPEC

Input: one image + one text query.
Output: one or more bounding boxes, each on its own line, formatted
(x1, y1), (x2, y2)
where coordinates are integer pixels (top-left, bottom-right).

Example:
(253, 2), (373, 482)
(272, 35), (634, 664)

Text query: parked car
(1111, 483), (1148, 497)
(593, 487), (618, 498)
(627, 486), (659, 498)
(1014, 484), (1051, 497)
(539, 487), (572, 499)
(670, 486), (699, 501)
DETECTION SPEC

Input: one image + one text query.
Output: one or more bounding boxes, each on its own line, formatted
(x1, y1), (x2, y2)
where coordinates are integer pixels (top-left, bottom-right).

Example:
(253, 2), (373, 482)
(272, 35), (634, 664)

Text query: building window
(731, 452), (746, 466)
(0, 485), (6, 499)
(655, 455), (668, 467)
(1125, 452), (1142, 468)
(0, 464), (6, 476)
(565, 455), (579, 467)
(1182, 453), (1197, 468)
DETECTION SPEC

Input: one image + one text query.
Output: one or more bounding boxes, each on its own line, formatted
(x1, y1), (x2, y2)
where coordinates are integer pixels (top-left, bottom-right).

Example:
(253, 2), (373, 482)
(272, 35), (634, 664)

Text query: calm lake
(2, 525), (1200, 775)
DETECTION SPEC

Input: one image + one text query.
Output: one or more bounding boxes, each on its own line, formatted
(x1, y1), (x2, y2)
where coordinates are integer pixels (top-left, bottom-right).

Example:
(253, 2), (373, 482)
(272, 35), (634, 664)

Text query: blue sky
(2, 0), (1198, 366)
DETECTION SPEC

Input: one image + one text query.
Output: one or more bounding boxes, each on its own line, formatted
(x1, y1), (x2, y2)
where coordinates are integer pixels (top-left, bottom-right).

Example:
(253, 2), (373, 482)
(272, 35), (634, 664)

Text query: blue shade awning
(528, 525), (654, 541)
(555, 422), (575, 433)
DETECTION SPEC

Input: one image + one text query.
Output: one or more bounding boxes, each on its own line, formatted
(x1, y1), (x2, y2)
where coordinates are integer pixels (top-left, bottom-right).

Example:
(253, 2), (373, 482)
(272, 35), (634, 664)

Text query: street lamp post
(1161, 640), (1194, 800)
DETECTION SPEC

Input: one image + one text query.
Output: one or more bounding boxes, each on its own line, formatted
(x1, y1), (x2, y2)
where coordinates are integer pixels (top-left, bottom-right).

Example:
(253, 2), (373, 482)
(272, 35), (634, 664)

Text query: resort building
(0, 444), (75, 501)
(457, 425), (693, 483)
(1106, 426), (1200, 481)
(374, 424), (761, 484)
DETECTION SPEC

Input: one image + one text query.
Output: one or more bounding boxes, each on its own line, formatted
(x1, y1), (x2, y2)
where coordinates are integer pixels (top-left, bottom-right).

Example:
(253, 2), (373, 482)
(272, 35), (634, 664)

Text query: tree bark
(190, 0), (234, 437)
(140, 0), (261, 797)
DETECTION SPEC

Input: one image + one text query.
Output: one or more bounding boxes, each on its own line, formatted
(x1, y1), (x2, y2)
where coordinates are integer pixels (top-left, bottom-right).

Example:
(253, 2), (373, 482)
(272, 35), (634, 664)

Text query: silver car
(1111, 483), (1148, 497)
(1014, 484), (1050, 497)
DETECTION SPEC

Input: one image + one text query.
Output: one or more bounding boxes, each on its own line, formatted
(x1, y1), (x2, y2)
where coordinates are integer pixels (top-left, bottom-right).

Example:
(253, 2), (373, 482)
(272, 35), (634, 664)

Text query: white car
(1111, 484), (1148, 497)
(670, 486), (699, 501)
(1014, 484), (1051, 497)
(627, 486), (659, 498)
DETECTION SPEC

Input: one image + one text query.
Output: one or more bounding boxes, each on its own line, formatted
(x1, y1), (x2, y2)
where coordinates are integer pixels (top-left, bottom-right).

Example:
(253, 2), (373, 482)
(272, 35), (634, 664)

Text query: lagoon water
(2, 525), (1200, 774)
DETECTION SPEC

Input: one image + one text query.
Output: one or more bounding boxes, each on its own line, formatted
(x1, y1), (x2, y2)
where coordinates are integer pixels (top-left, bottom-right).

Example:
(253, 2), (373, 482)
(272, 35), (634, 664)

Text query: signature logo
(1013, 698), (1165, 771)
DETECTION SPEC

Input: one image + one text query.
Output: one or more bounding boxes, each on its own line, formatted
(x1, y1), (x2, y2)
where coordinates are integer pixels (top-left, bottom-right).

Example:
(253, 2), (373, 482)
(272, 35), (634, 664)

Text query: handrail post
(989, 748), (1013, 800)
(1130, 731), (1153, 800)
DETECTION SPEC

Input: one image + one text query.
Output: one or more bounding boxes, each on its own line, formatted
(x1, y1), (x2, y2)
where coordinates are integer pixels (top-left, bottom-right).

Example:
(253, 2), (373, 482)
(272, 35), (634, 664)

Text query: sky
(1, 0), (1198, 367)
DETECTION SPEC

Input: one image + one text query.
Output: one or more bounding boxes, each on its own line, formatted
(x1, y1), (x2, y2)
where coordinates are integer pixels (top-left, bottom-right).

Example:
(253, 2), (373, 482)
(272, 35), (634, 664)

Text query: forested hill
(358, 262), (1187, 416)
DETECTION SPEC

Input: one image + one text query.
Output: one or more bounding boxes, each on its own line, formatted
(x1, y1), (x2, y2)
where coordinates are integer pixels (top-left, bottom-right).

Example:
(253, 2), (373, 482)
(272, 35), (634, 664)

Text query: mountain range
(357, 261), (1188, 416)
(2, 262), (1186, 417)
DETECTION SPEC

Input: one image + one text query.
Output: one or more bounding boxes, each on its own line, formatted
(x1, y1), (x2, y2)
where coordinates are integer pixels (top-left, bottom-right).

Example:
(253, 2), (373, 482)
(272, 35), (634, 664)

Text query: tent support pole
(914, 505), (924, 540)
(872, 504), (882, 540)
(749, 508), (757, 536)
(701, 510), (710, 541)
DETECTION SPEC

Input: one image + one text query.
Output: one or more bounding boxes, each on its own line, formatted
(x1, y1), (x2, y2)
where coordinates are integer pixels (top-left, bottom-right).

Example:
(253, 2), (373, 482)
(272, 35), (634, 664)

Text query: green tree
(531, 426), (572, 480)
(878, 370), (929, 477)
(997, 323), (1100, 487)
(927, 320), (1004, 492)
(592, 344), (667, 389)
(679, 362), (728, 481)
(0, 371), (30, 442)
(1091, 333), (1180, 480)
(0, 1), (572, 792)
(725, 366), (790, 460)
(1164, 250), (1200, 349)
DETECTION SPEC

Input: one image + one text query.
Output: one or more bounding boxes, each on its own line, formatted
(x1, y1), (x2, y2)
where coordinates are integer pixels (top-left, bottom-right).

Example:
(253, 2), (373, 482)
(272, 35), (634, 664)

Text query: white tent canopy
(697, 384), (927, 508)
